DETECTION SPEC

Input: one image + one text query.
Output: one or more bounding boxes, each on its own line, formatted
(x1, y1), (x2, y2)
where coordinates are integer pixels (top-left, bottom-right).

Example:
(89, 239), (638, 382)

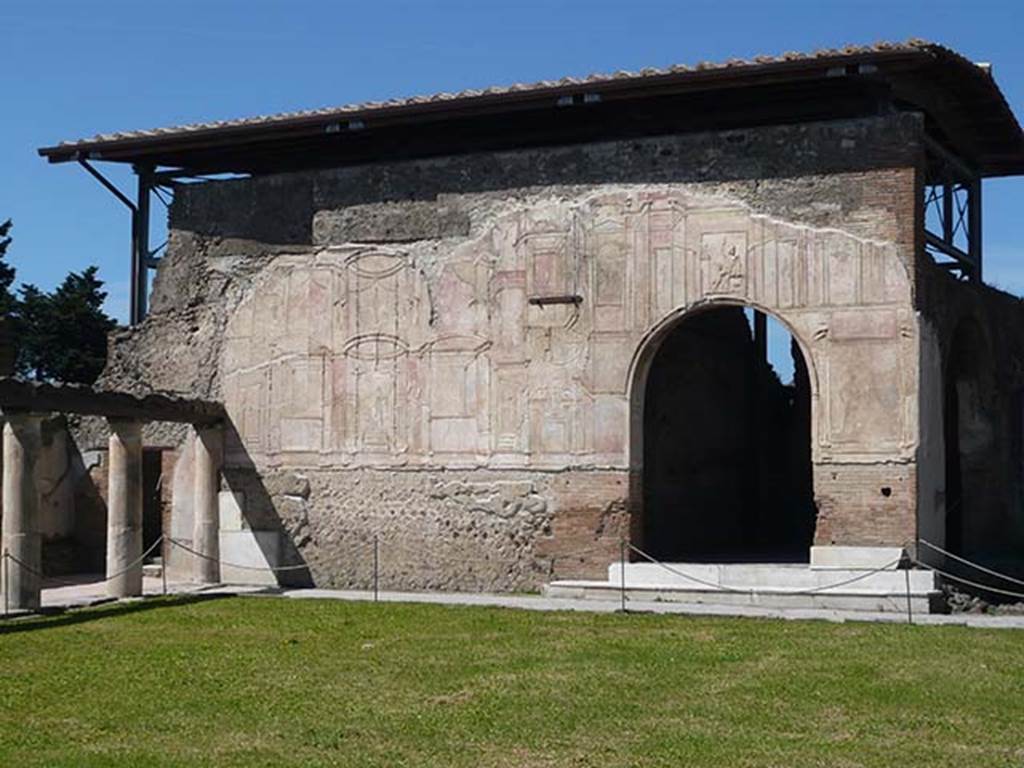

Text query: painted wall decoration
(221, 189), (915, 470)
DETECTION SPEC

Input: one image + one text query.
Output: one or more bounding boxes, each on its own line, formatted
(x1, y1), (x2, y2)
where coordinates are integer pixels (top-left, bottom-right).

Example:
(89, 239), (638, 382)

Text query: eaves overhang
(37, 40), (1024, 178)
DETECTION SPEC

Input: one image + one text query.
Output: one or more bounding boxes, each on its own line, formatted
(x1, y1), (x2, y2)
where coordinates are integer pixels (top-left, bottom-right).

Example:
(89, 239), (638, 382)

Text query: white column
(193, 424), (223, 585)
(106, 420), (144, 598)
(2, 413), (44, 611)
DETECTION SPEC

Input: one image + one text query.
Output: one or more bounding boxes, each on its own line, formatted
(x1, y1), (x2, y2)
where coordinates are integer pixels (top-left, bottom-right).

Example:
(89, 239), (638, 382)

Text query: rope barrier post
(619, 537), (626, 613)
(161, 537), (168, 597)
(3, 549), (8, 618)
(904, 567), (913, 625)
(373, 535), (379, 603)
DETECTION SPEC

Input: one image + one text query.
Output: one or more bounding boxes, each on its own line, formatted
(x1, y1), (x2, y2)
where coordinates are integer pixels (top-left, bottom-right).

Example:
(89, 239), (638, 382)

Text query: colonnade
(0, 413), (223, 611)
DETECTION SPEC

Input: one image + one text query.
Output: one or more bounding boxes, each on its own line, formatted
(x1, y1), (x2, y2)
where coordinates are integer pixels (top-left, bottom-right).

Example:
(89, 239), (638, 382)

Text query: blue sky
(2, 0), (1022, 331)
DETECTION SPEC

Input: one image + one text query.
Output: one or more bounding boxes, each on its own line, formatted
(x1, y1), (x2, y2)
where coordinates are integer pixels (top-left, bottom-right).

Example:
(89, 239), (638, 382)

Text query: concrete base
(545, 560), (941, 613)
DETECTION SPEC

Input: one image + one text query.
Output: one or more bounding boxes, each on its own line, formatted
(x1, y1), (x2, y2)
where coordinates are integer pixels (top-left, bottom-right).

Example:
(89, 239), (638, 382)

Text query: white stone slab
(810, 546), (905, 570)
(219, 530), (280, 587)
(544, 580), (937, 613)
(607, 561), (936, 593)
(219, 490), (245, 531)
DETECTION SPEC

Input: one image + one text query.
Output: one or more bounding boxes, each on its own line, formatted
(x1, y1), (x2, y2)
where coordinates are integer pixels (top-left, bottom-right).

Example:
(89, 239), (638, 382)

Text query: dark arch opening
(640, 305), (816, 562)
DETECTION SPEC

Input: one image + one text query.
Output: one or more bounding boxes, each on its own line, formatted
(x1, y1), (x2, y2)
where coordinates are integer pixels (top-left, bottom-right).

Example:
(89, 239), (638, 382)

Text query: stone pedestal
(2, 413), (44, 611)
(193, 425), (223, 584)
(106, 420), (144, 598)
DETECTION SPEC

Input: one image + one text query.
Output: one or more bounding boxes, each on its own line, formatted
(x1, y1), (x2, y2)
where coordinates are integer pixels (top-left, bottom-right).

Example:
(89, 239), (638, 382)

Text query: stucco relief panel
(221, 188), (915, 468)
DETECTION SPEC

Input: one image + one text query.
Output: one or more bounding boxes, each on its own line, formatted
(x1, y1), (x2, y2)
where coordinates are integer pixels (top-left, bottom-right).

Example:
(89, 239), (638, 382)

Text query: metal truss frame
(923, 136), (982, 282)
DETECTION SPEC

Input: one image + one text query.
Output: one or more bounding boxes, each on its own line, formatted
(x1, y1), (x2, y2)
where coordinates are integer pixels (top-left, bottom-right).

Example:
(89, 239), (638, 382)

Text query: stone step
(543, 580), (941, 613)
(544, 560), (942, 613)
(606, 562), (937, 593)
(142, 563), (163, 579)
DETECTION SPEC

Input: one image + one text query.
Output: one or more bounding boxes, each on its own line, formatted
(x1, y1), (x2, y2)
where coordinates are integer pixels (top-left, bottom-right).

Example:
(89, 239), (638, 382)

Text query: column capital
(1, 410), (48, 427)
(194, 421), (224, 441)
(107, 418), (144, 436)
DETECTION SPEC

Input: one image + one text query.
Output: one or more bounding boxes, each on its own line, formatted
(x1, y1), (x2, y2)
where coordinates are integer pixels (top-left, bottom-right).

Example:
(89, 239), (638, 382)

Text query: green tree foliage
(0, 218), (118, 384)
(17, 268), (117, 384)
(0, 219), (15, 319)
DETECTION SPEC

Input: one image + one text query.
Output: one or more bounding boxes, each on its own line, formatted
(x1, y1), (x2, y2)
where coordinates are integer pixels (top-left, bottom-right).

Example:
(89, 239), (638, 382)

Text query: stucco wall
(97, 114), (926, 589)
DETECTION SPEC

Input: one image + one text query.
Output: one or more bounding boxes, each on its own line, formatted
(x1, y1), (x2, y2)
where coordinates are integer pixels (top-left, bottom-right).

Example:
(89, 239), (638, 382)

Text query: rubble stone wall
(97, 114), (926, 589)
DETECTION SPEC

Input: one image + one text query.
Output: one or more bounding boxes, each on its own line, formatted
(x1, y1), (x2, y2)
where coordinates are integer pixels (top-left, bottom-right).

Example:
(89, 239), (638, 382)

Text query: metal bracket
(528, 295), (584, 306)
(75, 159), (159, 324)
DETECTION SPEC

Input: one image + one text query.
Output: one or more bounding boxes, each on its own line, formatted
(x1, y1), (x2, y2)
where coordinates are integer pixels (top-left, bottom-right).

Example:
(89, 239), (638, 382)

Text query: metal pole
(3, 549), (8, 618)
(133, 166), (153, 324)
(904, 568), (913, 625)
(969, 178), (983, 282)
(620, 538), (626, 613)
(373, 535), (379, 603)
(942, 183), (954, 245)
(128, 207), (140, 325)
(753, 310), (768, 365)
(161, 540), (168, 597)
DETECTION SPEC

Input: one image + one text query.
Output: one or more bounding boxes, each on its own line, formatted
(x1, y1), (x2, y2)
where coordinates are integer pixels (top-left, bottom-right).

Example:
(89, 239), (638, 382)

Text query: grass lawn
(1, 596), (1023, 767)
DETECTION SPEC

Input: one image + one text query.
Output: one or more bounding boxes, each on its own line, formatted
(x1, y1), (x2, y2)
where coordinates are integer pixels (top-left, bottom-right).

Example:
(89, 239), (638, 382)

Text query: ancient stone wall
(97, 114), (926, 589)
(0, 415), (95, 575)
(916, 259), (1024, 565)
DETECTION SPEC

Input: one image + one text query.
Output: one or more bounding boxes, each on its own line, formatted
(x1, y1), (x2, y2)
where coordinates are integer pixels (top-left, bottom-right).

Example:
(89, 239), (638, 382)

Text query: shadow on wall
(944, 317), (1002, 561)
(218, 418), (313, 589)
(4, 415), (110, 577)
(69, 440), (108, 574)
(65, 419), (313, 588)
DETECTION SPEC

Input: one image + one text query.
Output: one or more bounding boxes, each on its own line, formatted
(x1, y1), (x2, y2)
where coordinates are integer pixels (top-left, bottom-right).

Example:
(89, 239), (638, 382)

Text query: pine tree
(0, 219), (15, 318)
(0, 219), (17, 375)
(0, 217), (118, 384)
(15, 283), (49, 379)
(17, 268), (117, 384)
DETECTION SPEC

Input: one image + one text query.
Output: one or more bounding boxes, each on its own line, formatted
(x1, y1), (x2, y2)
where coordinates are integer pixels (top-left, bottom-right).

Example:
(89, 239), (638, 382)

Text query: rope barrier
(3, 535), (167, 588)
(916, 539), (1024, 590)
(909, 556), (1024, 601)
(627, 544), (755, 594)
(7, 525), (1022, 618)
(157, 536), (617, 585)
(627, 542), (904, 596)
(165, 537), (315, 573)
(2, 556), (86, 589)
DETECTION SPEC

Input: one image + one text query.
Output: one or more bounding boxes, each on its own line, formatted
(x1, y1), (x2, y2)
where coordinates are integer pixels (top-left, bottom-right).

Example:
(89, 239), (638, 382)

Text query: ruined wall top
(168, 114), (924, 252)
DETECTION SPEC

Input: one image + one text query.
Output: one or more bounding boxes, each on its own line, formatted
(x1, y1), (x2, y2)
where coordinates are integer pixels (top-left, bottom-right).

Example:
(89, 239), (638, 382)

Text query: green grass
(1, 597), (1023, 767)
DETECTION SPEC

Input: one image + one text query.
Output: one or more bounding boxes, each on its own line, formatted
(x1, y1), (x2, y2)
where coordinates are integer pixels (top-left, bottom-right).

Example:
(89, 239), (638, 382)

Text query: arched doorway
(635, 304), (816, 562)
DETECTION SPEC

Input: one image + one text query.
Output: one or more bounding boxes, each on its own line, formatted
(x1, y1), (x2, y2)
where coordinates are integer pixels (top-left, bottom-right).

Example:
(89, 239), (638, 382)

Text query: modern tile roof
(42, 40), (939, 149)
(37, 39), (1024, 176)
